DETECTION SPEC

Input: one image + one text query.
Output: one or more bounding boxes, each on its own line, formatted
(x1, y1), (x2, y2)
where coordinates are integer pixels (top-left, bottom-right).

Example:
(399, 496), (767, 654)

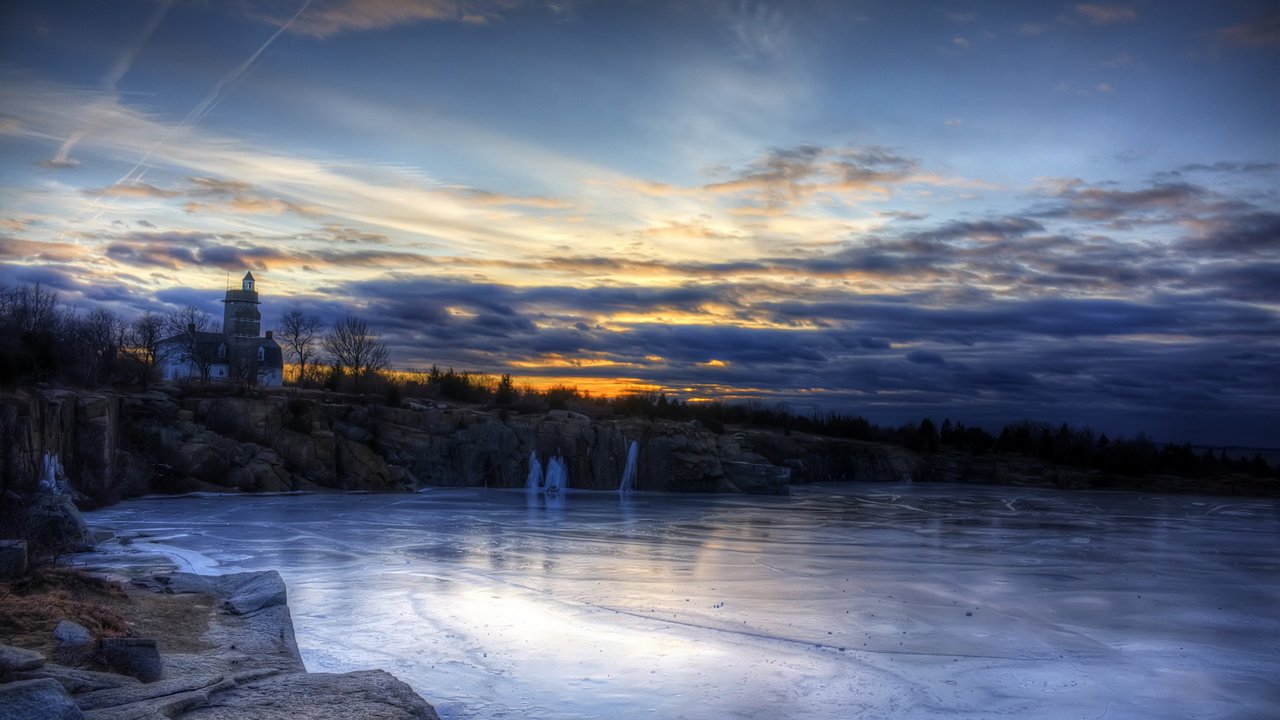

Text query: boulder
(73, 673), (230, 714)
(0, 540), (27, 579)
(335, 438), (394, 490)
(723, 461), (792, 495)
(217, 571), (288, 615)
(0, 645), (45, 674)
(130, 573), (217, 596)
(98, 638), (163, 683)
(180, 670), (441, 720)
(13, 665), (140, 694)
(0, 678), (84, 720)
(53, 620), (94, 665)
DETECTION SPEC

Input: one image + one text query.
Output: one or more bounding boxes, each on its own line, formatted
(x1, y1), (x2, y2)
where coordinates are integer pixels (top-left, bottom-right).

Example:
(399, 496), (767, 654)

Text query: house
(161, 271), (285, 387)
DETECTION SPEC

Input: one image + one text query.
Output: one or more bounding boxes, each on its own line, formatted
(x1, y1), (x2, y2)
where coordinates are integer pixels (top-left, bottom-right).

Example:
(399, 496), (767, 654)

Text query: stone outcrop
(4, 386), (1272, 509)
(0, 571), (440, 720)
(0, 677), (84, 720)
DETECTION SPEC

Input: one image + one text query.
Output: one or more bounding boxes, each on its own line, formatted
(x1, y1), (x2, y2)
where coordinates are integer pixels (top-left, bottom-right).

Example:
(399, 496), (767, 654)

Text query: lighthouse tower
(222, 271), (262, 338)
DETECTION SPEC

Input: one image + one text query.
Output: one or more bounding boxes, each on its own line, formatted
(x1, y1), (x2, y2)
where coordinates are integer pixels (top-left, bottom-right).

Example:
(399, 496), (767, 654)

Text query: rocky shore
(0, 570), (439, 720)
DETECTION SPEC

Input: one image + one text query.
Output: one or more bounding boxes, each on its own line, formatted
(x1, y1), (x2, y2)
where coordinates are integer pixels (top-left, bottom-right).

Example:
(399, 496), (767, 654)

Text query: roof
(160, 333), (283, 368)
(243, 271), (255, 280)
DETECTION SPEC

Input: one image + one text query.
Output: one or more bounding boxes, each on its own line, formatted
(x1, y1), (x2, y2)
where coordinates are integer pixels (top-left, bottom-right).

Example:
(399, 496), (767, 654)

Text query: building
(161, 271), (285, 387)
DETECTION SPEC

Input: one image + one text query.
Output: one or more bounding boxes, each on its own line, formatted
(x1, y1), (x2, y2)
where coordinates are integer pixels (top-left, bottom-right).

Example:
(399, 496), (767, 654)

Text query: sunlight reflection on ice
(85, 484), (1280, 719)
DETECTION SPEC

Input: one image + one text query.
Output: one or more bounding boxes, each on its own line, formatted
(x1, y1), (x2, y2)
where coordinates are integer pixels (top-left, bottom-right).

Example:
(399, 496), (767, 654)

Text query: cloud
(42, 0), (172, 169)
(37, 158), (81, 169)
(1073, 5), (1137, 26)
(1177, 161), (1280, 174)
(1, 73), (617, 259)
(906, 350), (946, 365)
(455, 188), (573, 210)
(0, 239), (88, 263)
(699, 144), (932, 212)
(244, 0), (525, 37)
(1180, 211), (1280, 255)
(86, 182), (182, 199)
(87, 177), (318, 216)
(911, 217), (1044, 243)
(723, 1), (792, 60)
(1217, 14), (1280, 47)
(293, 268), (1280, 445)
(1036, 180), (1207, 222)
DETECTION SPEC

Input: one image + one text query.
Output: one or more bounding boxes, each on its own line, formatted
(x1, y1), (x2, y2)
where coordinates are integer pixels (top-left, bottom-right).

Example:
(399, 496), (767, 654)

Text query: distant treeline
(383, 368), (1277, 482)
(3, 281), (1274, 482)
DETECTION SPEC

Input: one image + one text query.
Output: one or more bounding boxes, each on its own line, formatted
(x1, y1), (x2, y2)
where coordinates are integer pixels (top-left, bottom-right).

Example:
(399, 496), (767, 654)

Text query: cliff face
(0, 388), (931, 504)
(0, 389), (133, 506)
(8, 387), (1264, 509)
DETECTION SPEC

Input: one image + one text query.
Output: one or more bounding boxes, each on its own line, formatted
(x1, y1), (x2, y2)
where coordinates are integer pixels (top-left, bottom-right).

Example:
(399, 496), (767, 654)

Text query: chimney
(265, 330), (273, 340)
(187, 323), (196, 333)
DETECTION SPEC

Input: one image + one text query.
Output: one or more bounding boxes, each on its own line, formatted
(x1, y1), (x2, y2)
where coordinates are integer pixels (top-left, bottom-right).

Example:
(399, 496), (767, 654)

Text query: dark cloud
(911, 217), (1044, 243)
(1072, 4), (1137, 26)
(0, 262), (79, 290)
(906, 350), (946, 365)
(1194, 263), (1280, 302)
(20, 162), (1274, 446)
(1217, 13), (1280, 47)
(1177, 161), (1279, 174)
(106, 242), (199, 269)
(702, 144), (922, 211)
(305, 257), (1280, 445)
(1180, 212), (1280, 255)
(1038, 181), (1207, 222)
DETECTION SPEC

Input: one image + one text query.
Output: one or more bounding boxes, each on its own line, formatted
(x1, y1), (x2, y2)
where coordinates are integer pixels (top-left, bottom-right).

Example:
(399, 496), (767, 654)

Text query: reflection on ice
(85, 484), (1280, 720)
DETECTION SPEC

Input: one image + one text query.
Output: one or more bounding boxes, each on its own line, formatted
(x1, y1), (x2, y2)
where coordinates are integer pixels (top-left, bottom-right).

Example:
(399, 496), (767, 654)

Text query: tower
(222, 271), (261, 338)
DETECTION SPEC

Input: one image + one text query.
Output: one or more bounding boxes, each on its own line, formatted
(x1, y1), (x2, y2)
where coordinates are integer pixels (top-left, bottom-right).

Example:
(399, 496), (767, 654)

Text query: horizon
(2, 0), (1278, 447)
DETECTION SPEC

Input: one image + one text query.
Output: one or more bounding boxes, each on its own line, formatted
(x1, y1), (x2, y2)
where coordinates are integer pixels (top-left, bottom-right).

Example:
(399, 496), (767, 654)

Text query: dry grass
(0, 567), (130, 655)
(0, 567), (216, 660)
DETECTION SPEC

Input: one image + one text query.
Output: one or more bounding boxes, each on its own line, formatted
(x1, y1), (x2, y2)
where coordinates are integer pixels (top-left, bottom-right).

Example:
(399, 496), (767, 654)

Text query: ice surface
(85, 484), (1280, 719)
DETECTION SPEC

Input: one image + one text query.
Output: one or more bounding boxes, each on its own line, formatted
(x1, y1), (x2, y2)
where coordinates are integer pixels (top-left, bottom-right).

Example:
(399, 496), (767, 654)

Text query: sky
(1, 0), (1278, 447)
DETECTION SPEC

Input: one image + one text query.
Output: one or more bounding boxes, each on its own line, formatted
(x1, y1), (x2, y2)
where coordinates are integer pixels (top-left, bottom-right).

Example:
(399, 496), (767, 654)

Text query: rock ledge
(0, 570), (439, 720)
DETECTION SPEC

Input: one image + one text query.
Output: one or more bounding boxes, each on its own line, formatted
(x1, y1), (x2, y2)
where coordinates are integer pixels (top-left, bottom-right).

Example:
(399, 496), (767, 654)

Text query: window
(257, 346), (265, 362)
(218, 343), (227, 359)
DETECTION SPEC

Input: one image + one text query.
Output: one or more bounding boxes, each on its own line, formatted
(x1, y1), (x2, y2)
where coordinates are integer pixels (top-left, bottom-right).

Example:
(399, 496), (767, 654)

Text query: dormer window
(257, 345), (265, 362)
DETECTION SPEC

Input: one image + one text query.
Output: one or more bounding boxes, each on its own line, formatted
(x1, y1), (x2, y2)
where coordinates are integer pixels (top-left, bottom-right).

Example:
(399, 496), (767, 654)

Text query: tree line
(0, 282), (389, 392)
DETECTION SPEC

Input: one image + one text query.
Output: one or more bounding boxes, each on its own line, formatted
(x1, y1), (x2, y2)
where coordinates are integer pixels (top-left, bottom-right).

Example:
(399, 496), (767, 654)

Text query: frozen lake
(85, 484), (1280, 719)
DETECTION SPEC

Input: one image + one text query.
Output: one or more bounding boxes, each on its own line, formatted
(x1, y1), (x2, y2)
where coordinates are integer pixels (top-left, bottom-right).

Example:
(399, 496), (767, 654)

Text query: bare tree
(76, 308), (124, 386)
(164, 305), (219, 384)
(322, 315), (388, 391)
(121, 312), (167, 388)
(0, 283), (66, 382)
(0, 282), (60, 334)
(278, 310), (324, 386)
(164, 305), (218, 337)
